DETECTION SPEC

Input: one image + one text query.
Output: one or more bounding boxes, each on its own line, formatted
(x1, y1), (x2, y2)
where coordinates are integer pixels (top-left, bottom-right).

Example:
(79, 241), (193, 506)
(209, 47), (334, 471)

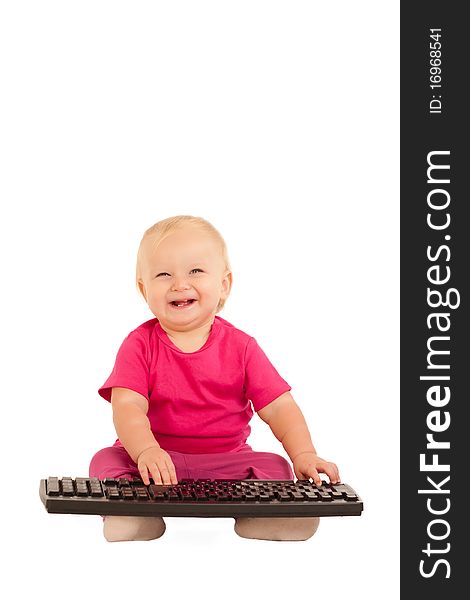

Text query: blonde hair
(136, 215), (231, 312)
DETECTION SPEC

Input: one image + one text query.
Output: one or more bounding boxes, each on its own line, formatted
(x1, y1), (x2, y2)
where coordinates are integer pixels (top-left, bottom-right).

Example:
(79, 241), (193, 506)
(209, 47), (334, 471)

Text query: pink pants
(89, 443), (294, 482)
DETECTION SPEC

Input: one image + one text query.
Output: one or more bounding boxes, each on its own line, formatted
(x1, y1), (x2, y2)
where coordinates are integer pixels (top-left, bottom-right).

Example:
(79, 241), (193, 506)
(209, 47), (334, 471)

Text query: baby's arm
(258, 391), (340, 484)
(111, 387), (177, 484)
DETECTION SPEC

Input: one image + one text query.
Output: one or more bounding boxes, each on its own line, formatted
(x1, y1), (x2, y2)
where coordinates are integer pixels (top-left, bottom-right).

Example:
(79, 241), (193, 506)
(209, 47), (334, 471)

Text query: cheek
(201, 282), (221, 297)
(147, 287), (166, 304)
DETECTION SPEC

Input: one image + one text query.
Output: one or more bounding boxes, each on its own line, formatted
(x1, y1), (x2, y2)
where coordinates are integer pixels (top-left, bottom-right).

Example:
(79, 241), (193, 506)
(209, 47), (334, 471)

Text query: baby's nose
(171, 277), (191, 291)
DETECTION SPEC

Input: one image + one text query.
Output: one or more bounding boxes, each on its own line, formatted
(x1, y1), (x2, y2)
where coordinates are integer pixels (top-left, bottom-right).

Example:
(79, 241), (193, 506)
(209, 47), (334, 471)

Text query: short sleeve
(98, 331), (150, 402)
(244, 337), (291, 412)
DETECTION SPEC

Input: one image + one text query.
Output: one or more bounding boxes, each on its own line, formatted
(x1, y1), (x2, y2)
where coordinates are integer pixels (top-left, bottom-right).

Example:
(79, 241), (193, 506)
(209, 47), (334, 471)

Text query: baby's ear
(137, 279), (148, 301)
(221, 271), (233, 298)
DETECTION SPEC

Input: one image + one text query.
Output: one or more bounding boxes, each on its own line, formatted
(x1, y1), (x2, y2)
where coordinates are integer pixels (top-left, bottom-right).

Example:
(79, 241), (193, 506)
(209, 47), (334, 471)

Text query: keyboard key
(243, 493), (256, 501)
(105, 487), (121, 499)
(333, 484), (350, 495)
(61, 478), (75, 496)
(47, 477), (60, 496)
(135, 486), (149, 501)
(75, 478), (89, 497)
(89, 478), (104, 497)
(121, 487), (135, 500)
(149, 485), (167, 500)
(304, 491), (320, 501)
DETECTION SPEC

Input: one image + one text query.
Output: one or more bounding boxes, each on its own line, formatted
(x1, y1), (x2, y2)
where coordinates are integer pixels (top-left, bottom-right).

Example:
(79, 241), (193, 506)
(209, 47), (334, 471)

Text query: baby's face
(139, 227), (231, 333)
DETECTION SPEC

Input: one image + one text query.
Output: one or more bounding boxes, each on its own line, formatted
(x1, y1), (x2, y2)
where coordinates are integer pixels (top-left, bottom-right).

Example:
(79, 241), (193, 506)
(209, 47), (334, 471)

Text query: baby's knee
(234, 516), (319, 541)
(103, 515), (166, 542)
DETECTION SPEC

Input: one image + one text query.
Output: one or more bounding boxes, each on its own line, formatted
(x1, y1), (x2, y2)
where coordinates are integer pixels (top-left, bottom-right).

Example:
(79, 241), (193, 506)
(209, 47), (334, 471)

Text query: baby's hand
(137, 446), (178, 485)
(293, 452), (340, 485)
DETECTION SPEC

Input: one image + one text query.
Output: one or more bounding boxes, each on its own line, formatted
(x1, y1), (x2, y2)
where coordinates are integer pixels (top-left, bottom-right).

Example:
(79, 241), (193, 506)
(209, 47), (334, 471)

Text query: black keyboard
(39, 477), (363, 518)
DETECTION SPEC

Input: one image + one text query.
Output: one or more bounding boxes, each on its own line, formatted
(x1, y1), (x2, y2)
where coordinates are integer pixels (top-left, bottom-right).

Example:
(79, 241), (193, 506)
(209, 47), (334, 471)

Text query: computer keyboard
(39, 477), (363, 518)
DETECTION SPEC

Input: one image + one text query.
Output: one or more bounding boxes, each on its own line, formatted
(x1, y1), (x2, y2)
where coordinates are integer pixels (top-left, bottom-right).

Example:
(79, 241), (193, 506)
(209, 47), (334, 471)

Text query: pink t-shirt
(99, 316), (291, 453)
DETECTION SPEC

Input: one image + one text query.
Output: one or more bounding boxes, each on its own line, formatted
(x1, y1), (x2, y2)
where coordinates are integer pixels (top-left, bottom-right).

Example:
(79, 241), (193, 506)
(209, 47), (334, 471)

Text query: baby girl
(89, 215), (339, 542)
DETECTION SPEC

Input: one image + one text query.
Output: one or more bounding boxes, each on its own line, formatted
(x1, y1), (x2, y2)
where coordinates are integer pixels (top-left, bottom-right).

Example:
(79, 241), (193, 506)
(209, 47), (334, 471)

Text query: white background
(1, 2), (399, 598)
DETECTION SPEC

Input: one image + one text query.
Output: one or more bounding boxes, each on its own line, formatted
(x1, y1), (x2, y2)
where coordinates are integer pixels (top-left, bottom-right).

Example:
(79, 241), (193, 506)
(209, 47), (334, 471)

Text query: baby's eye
(155, 272), (171, 278)
(190, 268), (204, 274)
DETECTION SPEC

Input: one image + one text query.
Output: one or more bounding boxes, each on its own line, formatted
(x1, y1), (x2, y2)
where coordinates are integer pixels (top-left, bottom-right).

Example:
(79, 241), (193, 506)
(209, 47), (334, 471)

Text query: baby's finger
(308, 467), (321, 486)
(138, 464), (150, 486)
(322, 462), (339, 484)
(167, 460), (178, 484)
(158, 463), (172, 485)
(149, 463), (163, 485)
(331, 463), (341, 484)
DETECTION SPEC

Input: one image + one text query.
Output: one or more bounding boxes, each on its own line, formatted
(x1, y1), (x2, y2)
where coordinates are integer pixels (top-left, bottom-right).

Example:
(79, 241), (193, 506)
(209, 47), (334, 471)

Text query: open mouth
(169, 299), (196, 308)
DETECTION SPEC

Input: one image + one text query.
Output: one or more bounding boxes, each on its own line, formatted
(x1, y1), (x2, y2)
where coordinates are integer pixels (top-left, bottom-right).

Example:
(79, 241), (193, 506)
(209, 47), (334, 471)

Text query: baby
(89, 215), (340, 542)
